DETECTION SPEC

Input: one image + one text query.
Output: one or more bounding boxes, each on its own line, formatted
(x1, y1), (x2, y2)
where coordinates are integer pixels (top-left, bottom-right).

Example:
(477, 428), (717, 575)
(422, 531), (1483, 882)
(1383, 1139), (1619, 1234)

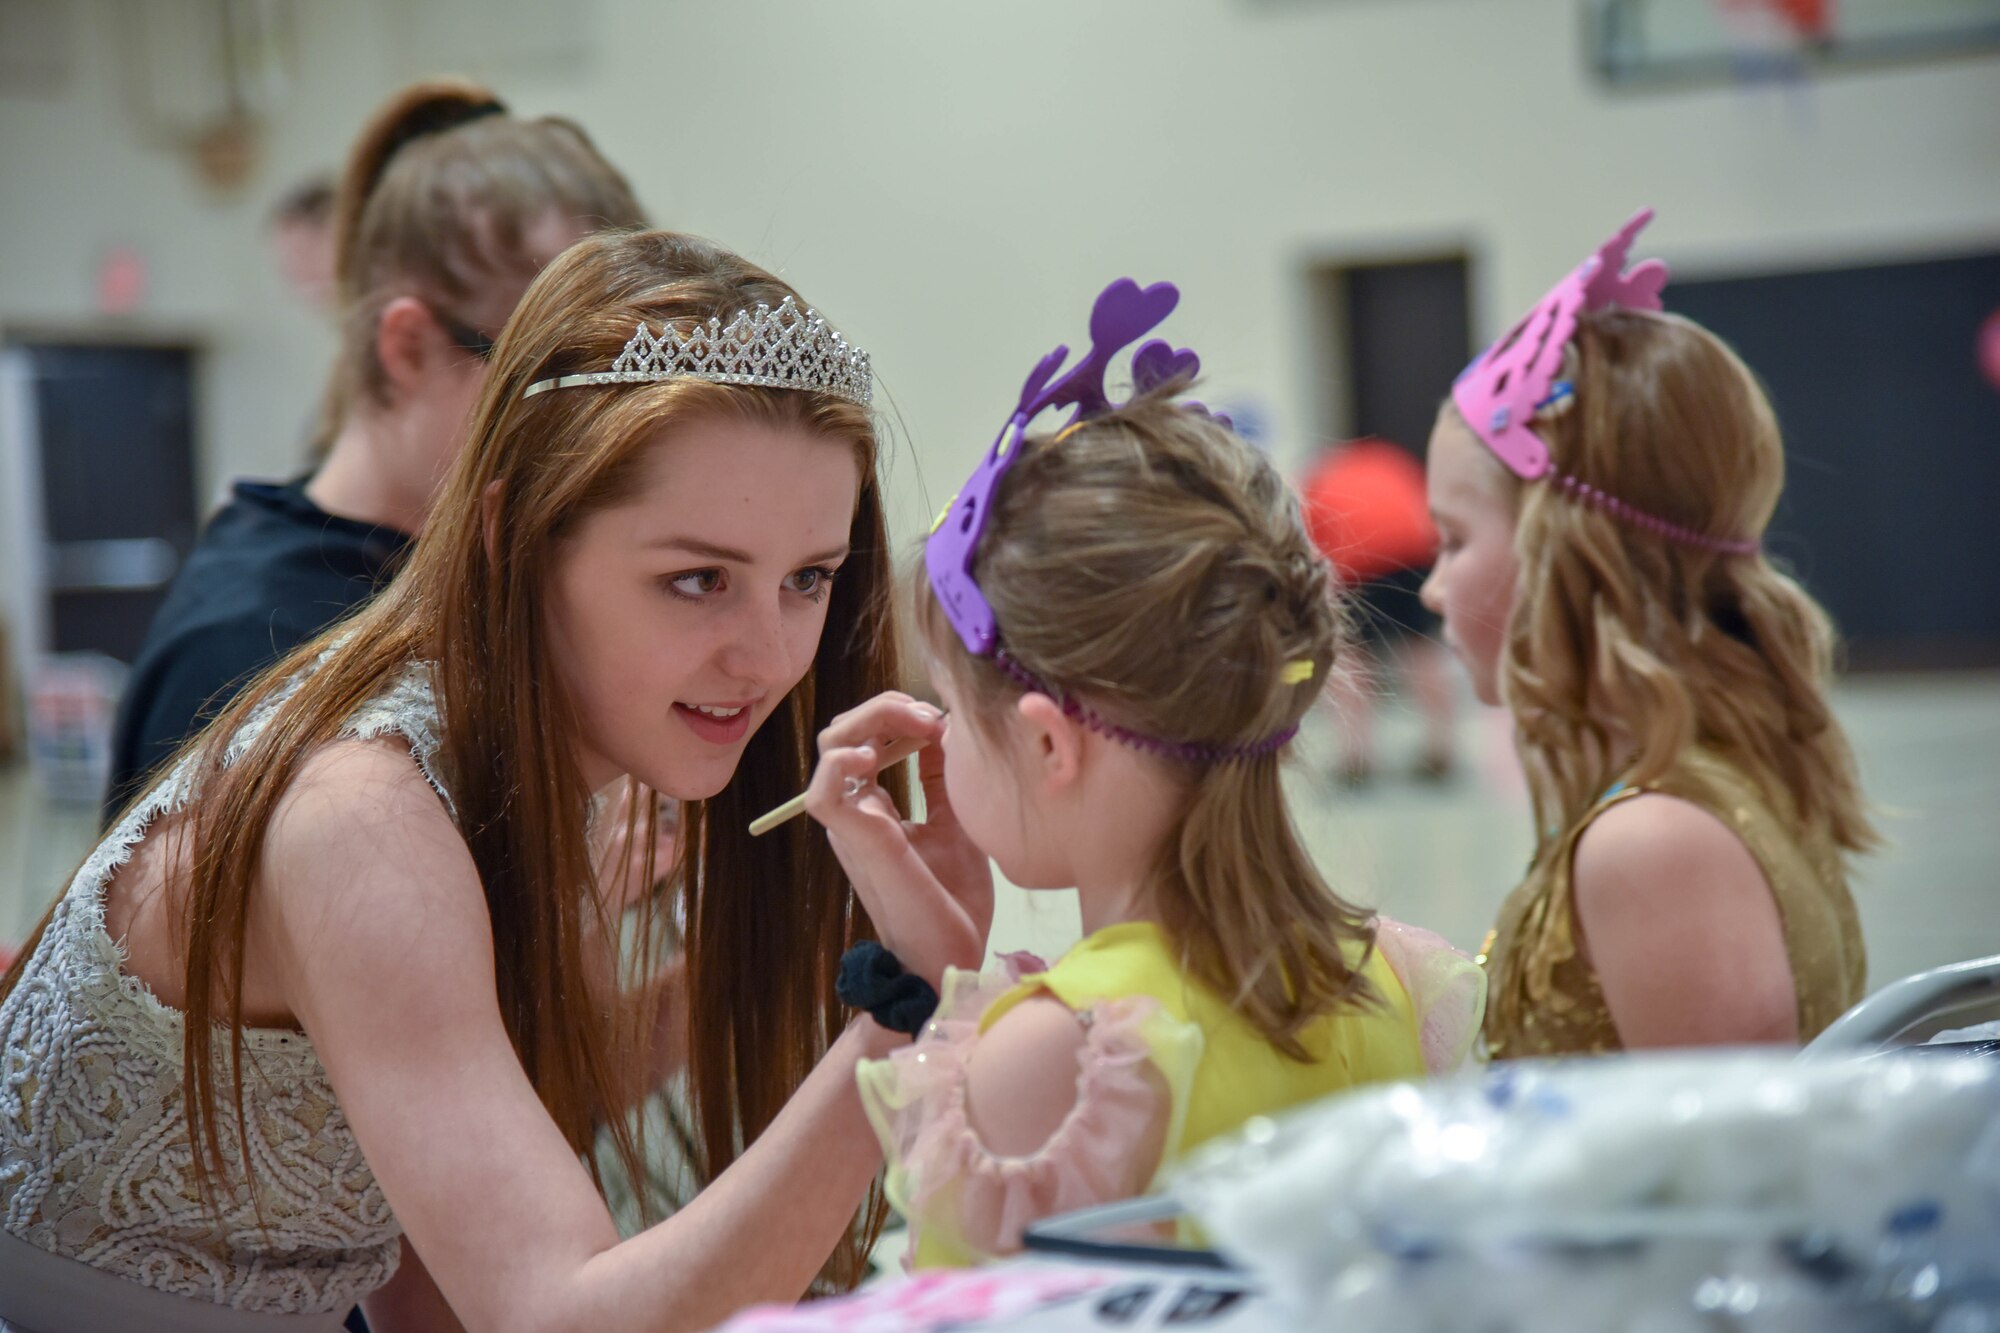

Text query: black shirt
(103, 477), (411, 823)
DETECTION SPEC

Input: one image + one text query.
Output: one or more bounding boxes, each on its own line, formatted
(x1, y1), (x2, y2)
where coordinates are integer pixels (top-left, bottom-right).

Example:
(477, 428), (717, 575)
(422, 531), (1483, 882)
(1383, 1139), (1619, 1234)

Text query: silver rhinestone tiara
(522, 295), (872, 406)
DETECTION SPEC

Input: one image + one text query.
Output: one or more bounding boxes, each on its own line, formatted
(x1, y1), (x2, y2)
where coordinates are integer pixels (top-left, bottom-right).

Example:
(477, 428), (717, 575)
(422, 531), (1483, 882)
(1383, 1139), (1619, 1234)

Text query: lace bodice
(0, 661), (449, 1314)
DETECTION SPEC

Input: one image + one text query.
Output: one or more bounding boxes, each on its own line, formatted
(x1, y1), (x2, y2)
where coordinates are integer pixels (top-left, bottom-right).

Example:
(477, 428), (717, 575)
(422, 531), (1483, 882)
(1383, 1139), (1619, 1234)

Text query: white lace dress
(0, 663), (451, 1332)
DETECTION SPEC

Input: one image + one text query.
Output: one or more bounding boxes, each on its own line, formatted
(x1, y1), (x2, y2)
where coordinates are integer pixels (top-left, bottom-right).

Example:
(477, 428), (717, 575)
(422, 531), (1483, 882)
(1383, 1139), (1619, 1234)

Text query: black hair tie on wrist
(837, 941), (939, 1035)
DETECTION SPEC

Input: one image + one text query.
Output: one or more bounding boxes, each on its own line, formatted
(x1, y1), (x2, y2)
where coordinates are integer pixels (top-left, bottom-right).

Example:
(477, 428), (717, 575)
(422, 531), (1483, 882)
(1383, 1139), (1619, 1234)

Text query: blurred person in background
(1300, 436), (1457, 785)
(269, 173), (339, 311)
(103, 78), (650, 821)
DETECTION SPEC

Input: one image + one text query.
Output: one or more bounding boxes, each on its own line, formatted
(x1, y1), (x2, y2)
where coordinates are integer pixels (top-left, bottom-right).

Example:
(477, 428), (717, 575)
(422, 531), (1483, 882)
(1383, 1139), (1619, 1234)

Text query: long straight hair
(2, 230), (896, 1287)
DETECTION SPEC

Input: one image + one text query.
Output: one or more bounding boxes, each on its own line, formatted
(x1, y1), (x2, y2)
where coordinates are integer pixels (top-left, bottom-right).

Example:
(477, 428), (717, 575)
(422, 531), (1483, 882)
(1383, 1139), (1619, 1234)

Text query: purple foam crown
(920, 280), (1302, 766)
(924, 278), (1198, 657)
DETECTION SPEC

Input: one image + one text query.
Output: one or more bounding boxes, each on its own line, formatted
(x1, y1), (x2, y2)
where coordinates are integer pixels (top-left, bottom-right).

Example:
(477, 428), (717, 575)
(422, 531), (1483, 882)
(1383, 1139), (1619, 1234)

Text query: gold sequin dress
(1481, 748), (1866, 1060)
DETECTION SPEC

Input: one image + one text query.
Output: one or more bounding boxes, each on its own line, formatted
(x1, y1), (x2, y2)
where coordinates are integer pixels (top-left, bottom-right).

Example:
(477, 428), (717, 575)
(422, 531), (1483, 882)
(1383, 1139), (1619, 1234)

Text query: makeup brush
(747, 729), (937, 836)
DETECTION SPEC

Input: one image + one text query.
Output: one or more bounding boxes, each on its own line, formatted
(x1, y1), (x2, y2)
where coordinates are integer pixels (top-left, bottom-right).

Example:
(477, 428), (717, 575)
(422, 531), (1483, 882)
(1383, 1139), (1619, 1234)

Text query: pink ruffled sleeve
(1374, 916), (1488, 1073)
(855, 954), (1201, 1269)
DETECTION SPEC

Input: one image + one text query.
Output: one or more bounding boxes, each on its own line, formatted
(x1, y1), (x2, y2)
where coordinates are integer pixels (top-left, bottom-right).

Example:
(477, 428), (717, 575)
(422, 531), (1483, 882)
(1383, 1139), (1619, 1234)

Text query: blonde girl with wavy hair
(804, 280), (1482, 1268)
(1422, 212), (1872, 1060)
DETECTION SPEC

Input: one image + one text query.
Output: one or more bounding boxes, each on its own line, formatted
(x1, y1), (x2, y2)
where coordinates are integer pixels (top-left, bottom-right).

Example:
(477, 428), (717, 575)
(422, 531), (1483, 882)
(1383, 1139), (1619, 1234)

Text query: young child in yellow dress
(1421, 210), (1873, 1059)
(804, 280), (1483, 1267)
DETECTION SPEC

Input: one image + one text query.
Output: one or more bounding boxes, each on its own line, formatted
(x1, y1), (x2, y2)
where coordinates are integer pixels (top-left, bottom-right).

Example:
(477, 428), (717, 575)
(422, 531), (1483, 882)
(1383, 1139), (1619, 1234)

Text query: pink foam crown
(1453, 209), (1668, 480)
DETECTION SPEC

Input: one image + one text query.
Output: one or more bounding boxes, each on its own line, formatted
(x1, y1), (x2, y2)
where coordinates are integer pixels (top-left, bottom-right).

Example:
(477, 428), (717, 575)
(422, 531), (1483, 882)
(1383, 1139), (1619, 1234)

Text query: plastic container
(1173, 1051), (2000, 1331)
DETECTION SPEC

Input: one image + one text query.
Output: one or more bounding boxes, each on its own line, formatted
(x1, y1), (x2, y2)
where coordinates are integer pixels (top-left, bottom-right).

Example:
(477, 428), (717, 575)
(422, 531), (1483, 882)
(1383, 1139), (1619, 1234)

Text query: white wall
(7, 0), (1999, 536)
(541, 0), (2000, 540)
(5, 0), (1997, 536)
(2, 0), (1997, 687)
(1, 3), (389, 504)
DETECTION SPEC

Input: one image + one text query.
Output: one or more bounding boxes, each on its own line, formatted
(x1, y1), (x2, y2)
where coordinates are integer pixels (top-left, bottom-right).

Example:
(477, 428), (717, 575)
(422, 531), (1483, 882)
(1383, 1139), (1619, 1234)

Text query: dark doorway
(1309, 255), (1473, 456)
(19, 342), (200, 663)
(1672, 251), (2000, 670)
(1347, 257), (1473, 452)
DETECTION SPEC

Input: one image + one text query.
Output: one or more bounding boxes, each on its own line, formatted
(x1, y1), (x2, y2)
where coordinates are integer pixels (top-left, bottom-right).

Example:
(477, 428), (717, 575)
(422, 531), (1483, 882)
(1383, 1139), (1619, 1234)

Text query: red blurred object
(95, 246), (148, 316)
(1299, 439), (1438, 584)
(1980, 309), (2000, 393)
(1716, 0), (1835, 39)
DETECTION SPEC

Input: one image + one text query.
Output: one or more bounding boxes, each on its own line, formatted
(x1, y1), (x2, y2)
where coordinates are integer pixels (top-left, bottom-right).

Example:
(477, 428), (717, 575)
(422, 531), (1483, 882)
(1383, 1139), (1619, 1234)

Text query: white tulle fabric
(1373, 917), (1487, 1075)
(858, 953), (1200, 1266)
(0, 661), (447, 1313)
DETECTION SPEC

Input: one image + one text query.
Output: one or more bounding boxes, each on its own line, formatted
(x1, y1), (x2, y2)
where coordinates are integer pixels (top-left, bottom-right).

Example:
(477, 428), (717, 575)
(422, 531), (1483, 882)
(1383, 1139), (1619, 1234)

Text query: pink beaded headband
(1452, 209), (1758, 558)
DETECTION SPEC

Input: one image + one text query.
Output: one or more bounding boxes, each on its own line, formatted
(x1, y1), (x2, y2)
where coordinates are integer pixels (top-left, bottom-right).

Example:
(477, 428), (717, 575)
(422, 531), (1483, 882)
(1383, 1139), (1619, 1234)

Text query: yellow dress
(1482, 748), (1866, 1060)
(859, 919), (1480, 1267)
(986, 923), (1429, 1158)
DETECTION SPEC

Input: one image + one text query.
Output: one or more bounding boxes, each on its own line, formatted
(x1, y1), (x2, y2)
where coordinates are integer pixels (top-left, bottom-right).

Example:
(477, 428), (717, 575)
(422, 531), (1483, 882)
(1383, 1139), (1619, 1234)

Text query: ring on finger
(842, 775), (867, 800)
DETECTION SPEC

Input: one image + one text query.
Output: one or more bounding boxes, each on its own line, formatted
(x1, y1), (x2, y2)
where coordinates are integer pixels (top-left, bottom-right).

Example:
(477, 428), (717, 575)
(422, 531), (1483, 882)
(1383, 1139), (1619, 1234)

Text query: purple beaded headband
(991, 652), (1297, 765)
(1453, 209), (1759, 559)
(923, 278), (1300, 766)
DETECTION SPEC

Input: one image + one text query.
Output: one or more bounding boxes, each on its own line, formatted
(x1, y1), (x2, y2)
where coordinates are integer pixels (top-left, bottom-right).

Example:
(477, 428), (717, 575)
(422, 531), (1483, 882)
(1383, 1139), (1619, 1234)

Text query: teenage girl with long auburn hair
(0, 227), (992, 1331)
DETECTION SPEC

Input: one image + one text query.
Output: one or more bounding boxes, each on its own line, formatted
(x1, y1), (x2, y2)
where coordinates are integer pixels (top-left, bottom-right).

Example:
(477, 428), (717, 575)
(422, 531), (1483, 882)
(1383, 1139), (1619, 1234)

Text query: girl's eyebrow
(646, 538), (850, 565)
(646, 537), (752, 561)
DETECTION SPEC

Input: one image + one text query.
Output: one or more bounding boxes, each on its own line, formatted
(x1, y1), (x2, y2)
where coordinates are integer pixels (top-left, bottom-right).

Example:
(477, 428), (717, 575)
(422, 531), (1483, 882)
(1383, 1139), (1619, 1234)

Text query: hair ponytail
(1155, 756), (1376, 1060)
(331, 78), (508, 293)
(322, 79), (646, 436)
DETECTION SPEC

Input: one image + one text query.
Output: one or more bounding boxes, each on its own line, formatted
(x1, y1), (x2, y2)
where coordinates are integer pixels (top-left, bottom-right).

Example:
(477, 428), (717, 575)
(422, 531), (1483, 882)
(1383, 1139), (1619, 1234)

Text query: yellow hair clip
(1281, 659), (1316, 685)
(929, 492), (959, 535)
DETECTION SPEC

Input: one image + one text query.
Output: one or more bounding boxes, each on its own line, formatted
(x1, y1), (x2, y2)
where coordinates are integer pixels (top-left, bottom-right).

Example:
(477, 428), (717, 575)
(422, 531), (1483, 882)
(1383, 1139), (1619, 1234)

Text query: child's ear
(1015, 692), (1083, 794)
